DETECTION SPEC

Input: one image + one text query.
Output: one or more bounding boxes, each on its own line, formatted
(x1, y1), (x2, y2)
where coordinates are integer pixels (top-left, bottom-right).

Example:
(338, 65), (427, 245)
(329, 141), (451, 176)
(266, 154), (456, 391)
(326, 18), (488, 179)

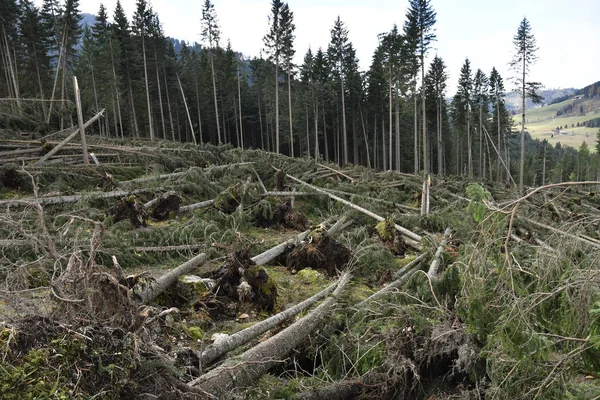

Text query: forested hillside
(1, 0), (598, 185)
(1, 1), (600, 399)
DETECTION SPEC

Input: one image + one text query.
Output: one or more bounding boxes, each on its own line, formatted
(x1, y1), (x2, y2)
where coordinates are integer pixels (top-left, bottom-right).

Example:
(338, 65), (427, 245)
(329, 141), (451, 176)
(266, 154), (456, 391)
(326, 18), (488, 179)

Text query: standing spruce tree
(489, 67), (510, 181)
(473, 69), (489, 178)
(18, 0), (52, 120)
(511, 17), (542, 192)
(454, 58), (472, 176)
(133, 0), (154, 141)
(280, 3), (295, 156)
(201, 0), (222, 144)
(263, 0), (285, 154)
(425, 55), (447, 175)
(328, 16), (351, 165)
(405, 0), (436, 177)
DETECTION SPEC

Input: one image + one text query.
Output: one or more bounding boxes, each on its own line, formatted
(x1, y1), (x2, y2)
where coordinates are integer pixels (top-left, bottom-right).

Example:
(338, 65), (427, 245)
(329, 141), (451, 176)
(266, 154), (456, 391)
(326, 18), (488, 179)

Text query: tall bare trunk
(382, 114), (387, 171)
(287, 67), (293, 157)
(162, 67), (175, 141)
(497, 103), (501, 181)
(359, 102), (371, 168)
(520, 57), (526, 193)
(238, 68), (244, 149)
(177, 74), (196, 145)
(210, 54), (221, 144)
(258, 94), (264, 150)
(395, 89), (400, 171)
(275, 60), (280, 153)
(421, 37), (428, 176)
(388, 72), (393, 170)
(467, 106), (472, 177)
(341, 73), (348, 165)
(156, 64), (166, 140)
(414, 90), (418, 174)
(141, 34), (154, 140)
(109, 38), (124, 138)
(314, 98), (319, 160)
(322, 104), (328, 162)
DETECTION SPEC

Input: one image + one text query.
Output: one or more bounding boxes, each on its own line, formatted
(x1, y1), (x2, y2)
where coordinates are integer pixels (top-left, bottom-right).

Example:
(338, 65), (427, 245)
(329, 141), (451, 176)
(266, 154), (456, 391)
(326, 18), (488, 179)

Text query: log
(117, 162), (256, 186)
(263, 191), (317, 197)
(317, 163), (356, 182)
(138, 252), (209, 304)
(73, 76), (89, 165)
(179, 199), (215, 213)
(189, 272), (350, 393)
(294, 380), (365, 400)
(358, 252), (428, 306)
(427, 228), (452, 279)
(250, 217), (347, 266)
(0, 188), (148, 207)
(33, 109), (105, 165)
(135, 244), (204, 253)
(199, 279), (340, 367)
(286, 173), (422, 248)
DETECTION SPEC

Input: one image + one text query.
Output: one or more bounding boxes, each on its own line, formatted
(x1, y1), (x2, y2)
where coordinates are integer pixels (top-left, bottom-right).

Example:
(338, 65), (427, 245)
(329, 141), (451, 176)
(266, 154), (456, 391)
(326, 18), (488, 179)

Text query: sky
(38, 0), (600, 94)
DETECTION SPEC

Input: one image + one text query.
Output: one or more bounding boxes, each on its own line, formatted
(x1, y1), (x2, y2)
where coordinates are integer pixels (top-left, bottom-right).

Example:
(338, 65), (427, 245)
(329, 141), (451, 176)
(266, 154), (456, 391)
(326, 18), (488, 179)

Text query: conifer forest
(1, 0), (600, 398)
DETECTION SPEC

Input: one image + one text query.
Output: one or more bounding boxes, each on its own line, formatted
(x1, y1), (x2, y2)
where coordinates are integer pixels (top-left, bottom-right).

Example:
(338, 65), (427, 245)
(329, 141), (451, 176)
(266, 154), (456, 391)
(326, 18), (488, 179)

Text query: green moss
(375, 218), (395, 241)
(184, 326), (205, 341)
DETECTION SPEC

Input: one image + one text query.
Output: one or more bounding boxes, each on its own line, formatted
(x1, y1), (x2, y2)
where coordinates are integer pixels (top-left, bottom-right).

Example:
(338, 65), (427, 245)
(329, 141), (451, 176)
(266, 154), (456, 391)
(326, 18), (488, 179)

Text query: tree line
(1, 0), (598, 186)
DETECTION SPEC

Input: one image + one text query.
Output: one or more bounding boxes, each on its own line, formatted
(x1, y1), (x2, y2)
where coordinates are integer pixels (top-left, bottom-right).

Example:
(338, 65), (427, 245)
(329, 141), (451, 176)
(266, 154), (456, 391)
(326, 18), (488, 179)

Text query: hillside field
(512, 97), (600, 150)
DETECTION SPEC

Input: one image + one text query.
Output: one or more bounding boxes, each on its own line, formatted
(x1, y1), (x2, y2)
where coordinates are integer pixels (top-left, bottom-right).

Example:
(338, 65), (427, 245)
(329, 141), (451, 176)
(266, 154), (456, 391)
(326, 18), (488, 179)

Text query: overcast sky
(39, 0), (600, 94)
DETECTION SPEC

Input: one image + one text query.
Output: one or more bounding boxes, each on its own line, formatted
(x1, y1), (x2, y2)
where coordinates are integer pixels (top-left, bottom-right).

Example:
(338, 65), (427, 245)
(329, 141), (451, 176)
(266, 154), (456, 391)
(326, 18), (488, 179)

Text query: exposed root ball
(212, 250), (278, 312)
(1, 163), (27, 190)
(374, 218), (407, 256)
(274, 170), (286, 191)
(287, 230), (351, 276)
(151, 191), (181, 221)
(111, 195), (148, 227)
(253, 199), (308, 231)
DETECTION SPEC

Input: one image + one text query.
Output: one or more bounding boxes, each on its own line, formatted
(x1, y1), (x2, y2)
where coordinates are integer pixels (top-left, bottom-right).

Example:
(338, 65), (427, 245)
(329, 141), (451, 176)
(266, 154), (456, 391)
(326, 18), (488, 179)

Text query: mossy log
(189, 272), (350, 393)
(199, 279), (340, 367)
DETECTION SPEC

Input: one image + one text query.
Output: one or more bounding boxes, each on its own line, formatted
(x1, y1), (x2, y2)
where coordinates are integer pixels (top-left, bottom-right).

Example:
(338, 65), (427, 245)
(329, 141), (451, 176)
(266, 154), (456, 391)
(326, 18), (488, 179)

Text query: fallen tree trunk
(358, 252), (428, 306)
(179, 199), (215, 213)
(251, 217), (347, 266)
(117, 162), (256, 186)
(294, 380), (365, 400)
(34, 109), (105, 166)
(0, 188), (148, 207)
(199, 279), (340, 367)
(427, 228), (452, 279)
(135, 244), (204, 253)
(189, 272), (350, 394)
(138, 252), (209, 304)
(317, 163), (356, 182)
(286, 173), (422, 248)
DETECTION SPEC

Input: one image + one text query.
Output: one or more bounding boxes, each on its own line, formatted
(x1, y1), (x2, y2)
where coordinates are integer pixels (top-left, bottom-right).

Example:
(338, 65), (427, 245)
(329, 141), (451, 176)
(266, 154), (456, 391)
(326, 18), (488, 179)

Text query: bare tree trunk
(497, 104), (502, 181)
(322, 104), (329, 162)
(2, 27), (21, 115)
(34, 109), (104, 165)
(141, 34), (154, 140)
(199, 280), (340, 366)
(156, 64), (166, 140)
(414, 90), (418, 174)
(210, 54), (221, 144)
(467, 106), (472, 177)
(189, 272), (350, 393)
(177, 74), (197, 145)
(73, 77), (89, 165)
(395, 89), (401, 171)
(109, 38), (124, 138)
(314, 98), (319, 160)
(287, 68), (293, 157)
(275, 60), (280, 153)
(163, 67), (175, 141)
(388, 72), (393, 170)
(427, 228), (451, 279)
(238, 68), (244, 149)
(286, 173), (422, 246)
(139, 253), (209, 304)
(520, 56), (526, 193)
(258, 93), (265, 150)
(359, 103), (371, 168)
(341, 73), (348, 165)
(382, 114), (387, 171)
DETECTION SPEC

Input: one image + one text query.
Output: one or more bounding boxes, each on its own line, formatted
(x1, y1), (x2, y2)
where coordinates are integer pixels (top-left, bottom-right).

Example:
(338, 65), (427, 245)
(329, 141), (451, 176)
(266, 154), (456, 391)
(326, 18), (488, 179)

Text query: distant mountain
(505, 87), (577, 113)
(80, 13), (96, 29)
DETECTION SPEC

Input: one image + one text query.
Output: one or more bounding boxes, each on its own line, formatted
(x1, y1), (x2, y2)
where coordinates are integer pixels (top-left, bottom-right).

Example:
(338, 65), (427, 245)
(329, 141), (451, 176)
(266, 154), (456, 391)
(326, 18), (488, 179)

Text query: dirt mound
(287, 228), (352, 276)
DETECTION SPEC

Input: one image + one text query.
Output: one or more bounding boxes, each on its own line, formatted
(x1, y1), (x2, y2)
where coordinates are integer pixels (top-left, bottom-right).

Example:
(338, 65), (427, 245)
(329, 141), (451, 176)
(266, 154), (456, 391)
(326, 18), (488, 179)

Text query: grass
(512, 97), (600, 150)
